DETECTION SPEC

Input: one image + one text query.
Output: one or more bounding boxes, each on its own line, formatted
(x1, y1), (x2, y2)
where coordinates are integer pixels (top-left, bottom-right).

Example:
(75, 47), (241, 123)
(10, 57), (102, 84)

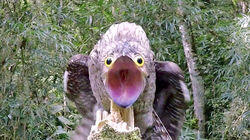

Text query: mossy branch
(88, 123), (141, 140)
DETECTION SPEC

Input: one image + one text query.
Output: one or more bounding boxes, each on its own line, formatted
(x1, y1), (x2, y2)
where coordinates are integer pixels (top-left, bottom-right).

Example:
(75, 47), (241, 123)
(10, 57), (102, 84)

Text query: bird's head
(91, 22), (154, 108)
(102, 53), (147, 108)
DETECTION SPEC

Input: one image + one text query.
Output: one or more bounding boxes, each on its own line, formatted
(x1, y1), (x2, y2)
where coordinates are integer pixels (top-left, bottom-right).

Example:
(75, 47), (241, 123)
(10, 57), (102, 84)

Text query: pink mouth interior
(106, 56), (144, 108)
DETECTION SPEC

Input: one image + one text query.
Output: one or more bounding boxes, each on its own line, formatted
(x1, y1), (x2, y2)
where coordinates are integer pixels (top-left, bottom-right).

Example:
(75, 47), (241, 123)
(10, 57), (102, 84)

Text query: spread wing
(145, 61), (190, 140)
(63, 54), (97, 138)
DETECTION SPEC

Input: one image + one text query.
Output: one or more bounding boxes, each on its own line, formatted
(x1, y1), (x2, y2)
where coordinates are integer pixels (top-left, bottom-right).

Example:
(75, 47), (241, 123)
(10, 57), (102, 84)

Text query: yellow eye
(134, 56), (144, 67)
(105, 57), (114, 67)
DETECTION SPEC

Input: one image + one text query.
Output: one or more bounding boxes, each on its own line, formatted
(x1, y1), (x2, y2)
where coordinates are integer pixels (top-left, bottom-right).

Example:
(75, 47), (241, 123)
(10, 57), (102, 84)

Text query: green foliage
(0, 1), (79, 139)
(0, 0), (249, 139)
(184, 1), (249, 139)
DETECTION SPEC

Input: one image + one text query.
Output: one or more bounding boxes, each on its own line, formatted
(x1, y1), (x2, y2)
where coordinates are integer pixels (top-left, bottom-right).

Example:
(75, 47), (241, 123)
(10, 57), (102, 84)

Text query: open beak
(106, 56), (144, 108)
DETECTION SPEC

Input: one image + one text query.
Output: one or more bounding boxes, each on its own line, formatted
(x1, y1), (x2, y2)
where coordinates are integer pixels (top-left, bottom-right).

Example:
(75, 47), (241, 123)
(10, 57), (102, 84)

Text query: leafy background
(0, 0), (249, 139)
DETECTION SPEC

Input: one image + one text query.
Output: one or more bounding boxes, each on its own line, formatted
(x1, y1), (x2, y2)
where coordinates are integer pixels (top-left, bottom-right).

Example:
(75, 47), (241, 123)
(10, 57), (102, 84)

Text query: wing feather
(152, 61), (190, 140)
(64, 54), (97, 115)
(64, 54), (97, 139)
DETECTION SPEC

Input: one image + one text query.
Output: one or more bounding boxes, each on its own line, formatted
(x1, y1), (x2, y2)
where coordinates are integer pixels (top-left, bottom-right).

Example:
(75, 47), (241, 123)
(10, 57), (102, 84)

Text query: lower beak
(106, 56), (144, 108)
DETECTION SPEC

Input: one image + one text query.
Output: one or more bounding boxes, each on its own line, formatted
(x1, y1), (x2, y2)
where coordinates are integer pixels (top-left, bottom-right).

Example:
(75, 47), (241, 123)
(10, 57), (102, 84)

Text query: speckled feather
(87, 23), (156, 135)
(64, 22), (190, 140)
(64, 54), (97, 139)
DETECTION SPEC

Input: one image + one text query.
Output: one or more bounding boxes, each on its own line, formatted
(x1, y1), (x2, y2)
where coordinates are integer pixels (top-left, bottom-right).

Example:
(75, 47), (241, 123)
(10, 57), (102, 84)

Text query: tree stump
(87, 100), (142, 140)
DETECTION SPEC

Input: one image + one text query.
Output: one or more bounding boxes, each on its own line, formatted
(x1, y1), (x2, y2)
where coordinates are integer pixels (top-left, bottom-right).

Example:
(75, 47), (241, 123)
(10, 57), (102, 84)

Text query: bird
(63, 22), (190, 140)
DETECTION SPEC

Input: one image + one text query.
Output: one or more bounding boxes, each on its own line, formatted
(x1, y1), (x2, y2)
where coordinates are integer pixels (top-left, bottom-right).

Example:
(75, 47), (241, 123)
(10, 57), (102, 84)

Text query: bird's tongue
(106, 56), (144, 108)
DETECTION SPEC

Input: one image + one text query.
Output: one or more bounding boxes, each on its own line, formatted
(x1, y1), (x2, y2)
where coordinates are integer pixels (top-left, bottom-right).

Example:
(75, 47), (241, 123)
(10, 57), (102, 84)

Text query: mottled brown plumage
(64, 22), (190, 140)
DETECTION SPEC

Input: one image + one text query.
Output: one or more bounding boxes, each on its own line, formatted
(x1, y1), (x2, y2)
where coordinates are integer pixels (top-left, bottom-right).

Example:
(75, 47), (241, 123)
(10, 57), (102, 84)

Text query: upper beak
(106, 56), (145, 108)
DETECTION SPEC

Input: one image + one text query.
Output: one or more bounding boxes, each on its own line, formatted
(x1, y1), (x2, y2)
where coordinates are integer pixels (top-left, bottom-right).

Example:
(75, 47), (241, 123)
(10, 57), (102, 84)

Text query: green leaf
(57, 116), (73, 125)
(50, 104), (63, 114)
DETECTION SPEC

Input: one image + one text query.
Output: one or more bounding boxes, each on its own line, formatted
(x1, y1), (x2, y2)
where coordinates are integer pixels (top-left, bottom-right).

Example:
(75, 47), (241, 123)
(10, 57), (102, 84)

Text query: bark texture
(177, 0), (205, 138)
